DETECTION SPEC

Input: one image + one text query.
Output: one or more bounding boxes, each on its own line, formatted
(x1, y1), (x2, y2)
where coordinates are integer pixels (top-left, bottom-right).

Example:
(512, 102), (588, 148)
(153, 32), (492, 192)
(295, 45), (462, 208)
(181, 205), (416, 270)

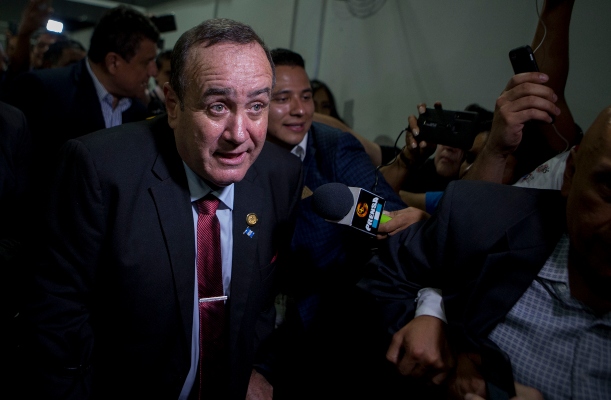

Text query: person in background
(262, 48), (415, 399)
(2, 5), (160, 194)
(358, 104), (611, 400)
(145, 49), (172, 114)
(311, 78), (399, 166)
(0, 101), (32, 400)
(155, 49), (172, 88)
(311, 78), (347, 123)
(18, 18), (302, 399)
(40, 38), (86, 69)
(29, 28), (65, 70)
(3, 0), (55, 77)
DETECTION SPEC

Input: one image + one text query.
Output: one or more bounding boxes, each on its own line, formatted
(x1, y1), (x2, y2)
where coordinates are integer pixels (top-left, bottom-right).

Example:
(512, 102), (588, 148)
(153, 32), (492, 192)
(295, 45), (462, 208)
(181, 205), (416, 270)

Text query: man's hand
(463, 72), (561, 183)
(376, 207), (429, 239)
(246, 369), (273, 400)
(487, 72), (560, 157)
(18, 0), (54, 36)
(386, 315), (453, 385)
(446, 352), (485, 399)
(401, 103), (438, 166)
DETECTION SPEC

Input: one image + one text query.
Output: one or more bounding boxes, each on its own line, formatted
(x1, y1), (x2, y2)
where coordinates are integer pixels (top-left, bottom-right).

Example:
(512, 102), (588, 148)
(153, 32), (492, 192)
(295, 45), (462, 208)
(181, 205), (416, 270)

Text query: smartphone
(481, 342), (517, 400)
(509, 45), (555, 123)
(509, 45), (539, 74)
(416, 107), (480, 149)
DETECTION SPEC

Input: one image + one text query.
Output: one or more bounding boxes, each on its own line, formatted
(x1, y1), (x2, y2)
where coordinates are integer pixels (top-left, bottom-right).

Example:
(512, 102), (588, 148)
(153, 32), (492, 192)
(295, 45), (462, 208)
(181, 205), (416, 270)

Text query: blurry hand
(400, 103), (437, 168)
(386, 315), (453, 385)
(19, 0), (54, 36)
(376, 207), (429, 238)
(246, 369), (273, 400)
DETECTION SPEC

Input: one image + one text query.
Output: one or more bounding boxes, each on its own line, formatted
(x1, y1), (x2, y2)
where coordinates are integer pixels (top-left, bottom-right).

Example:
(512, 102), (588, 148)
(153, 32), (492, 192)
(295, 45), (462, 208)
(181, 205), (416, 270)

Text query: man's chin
(207, 167), (251, 187)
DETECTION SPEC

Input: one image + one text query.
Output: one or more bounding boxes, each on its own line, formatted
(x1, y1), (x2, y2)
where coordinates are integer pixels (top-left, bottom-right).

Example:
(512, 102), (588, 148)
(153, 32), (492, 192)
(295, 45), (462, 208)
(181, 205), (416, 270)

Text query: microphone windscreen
(311, 182), (354, 220)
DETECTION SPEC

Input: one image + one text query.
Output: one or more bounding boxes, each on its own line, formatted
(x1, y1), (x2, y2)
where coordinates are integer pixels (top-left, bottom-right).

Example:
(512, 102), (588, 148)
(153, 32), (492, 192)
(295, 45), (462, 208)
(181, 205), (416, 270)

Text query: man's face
(562, 109), (611, 292)
(434, 144), (464, 178)
(165, 42), (272, 187)
(31, 32), (57, 69)
(156, 58), (171, 87)
(267, 65), (314, 150)
(112, 38), (158, 99)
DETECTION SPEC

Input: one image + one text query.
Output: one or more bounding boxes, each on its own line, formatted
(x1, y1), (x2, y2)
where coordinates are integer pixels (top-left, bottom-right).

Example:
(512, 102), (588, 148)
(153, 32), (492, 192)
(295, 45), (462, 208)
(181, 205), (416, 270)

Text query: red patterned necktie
(196, 194), (226, 398)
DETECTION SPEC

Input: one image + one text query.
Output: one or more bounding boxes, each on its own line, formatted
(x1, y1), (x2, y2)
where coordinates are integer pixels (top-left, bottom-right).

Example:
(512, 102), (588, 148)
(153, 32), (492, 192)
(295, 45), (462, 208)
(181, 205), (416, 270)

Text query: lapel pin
(243, 227), (255, 238)
(246, 213), (258, 226)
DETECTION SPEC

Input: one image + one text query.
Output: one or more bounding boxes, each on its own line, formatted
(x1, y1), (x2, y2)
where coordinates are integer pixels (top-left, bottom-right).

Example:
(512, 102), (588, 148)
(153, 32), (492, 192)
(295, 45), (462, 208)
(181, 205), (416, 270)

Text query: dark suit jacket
(359, 179), (565, 358)
(2, 59), (150, 187)
(289, 121), (406, 323)
(20, 114), (303, 399)
(271, 122), (406, 399)
(0, 101), (31, 242)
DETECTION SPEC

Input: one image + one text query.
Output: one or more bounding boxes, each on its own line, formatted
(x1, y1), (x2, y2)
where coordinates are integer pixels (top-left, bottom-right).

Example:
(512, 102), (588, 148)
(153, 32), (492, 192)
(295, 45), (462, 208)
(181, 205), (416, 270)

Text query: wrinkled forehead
(187, 42), (271, 86)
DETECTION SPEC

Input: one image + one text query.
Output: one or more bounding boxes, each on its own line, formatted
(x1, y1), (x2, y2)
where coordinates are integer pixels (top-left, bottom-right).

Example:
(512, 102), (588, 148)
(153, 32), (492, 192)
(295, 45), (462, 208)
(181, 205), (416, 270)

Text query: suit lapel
(149, 120), (196, 348)
(229, 170), (264, 348)
(463, 211), (564, 338)
(72, 60), (106, 132)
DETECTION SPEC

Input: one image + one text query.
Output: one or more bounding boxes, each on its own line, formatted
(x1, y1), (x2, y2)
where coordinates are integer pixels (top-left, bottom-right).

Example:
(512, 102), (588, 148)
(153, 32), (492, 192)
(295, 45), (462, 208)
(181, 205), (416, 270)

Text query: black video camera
(416, 107), (481, 149)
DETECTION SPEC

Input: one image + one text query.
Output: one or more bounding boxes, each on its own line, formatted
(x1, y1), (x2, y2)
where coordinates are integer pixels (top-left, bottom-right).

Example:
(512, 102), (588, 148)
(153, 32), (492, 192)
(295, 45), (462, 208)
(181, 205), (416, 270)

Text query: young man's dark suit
(2, 58), (150, 185)
(20, 114), (303, 399)
(273, 121), (406, 399)
(357, 179), (565, 396)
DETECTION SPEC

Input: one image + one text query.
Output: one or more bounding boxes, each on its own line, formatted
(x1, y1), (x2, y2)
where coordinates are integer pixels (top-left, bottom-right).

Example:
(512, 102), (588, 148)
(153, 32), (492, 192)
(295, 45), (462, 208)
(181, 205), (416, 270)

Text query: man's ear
(164, 82), (179, 127)
(560, 147), (577, 197)
(105, 52), (121, 75)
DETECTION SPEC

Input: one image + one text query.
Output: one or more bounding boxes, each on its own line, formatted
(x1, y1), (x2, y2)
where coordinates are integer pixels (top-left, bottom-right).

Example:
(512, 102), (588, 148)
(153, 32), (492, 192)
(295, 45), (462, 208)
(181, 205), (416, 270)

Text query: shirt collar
(290, 132), (309, 162)
(182, 161), (234, 210)
(538, 233), (569, 284)
(85, 58), (132, 111)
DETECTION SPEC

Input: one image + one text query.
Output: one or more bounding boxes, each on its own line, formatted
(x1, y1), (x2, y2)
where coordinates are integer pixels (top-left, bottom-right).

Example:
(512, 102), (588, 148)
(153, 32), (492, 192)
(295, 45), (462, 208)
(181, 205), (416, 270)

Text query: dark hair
(43, 39), (85, 67)
(88, 5), (160, 64)
(155, 49), (172, 70)
(310, 79), (346, 124)
(171, 18), (274, 109)
(269, 48), (305, 68)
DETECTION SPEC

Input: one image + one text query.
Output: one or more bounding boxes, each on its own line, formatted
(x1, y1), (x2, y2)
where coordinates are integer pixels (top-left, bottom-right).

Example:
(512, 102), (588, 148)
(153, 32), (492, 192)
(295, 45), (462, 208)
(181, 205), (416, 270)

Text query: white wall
(92, 0), (611, 142)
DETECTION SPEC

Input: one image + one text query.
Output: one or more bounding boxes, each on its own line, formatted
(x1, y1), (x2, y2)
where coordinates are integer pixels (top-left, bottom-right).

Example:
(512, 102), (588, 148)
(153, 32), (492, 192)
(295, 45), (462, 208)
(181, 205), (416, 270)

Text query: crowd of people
(0, 0), (608, 399)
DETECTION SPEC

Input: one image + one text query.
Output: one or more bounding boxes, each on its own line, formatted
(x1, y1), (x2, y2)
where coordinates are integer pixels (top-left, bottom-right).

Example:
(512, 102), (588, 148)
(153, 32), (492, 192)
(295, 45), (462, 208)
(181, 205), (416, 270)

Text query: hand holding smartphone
(509, 45), (556, 123)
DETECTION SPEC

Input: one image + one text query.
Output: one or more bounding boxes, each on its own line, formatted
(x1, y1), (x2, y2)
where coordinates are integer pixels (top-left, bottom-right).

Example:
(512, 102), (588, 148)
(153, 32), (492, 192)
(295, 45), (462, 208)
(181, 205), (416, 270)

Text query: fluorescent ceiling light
(47, 19), (64, 33)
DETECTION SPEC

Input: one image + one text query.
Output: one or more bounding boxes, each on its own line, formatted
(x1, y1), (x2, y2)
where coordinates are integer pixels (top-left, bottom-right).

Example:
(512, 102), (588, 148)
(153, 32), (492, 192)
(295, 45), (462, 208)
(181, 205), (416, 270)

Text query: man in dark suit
(19, 18), (303, 399)
(0, 101), (31, 400)
(358, 106), (611, 399)
(2, 5), (159, 189)
(262, 48), (410, 399)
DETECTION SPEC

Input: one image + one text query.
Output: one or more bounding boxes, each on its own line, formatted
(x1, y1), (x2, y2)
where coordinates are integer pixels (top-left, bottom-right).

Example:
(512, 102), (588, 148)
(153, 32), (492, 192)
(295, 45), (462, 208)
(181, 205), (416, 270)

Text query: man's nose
(290, 97), (305, 115)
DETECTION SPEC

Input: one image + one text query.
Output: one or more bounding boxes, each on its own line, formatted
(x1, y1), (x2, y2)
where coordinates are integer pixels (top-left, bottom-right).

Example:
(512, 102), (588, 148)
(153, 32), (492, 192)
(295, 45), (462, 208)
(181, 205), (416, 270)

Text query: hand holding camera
(415, 105), (480, 150)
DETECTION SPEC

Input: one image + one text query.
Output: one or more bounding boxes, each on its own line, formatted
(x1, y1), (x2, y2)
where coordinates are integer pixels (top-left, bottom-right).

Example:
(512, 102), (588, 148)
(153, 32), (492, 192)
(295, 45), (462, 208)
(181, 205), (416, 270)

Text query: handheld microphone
(311, 182), (391, 236)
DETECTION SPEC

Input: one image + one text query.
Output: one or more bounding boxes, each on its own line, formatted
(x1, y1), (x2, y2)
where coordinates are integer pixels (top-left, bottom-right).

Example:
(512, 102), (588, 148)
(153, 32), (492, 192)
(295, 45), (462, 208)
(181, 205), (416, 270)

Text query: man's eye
(252, 103), (263, 112)
(210, 104), (225, 113)
(273, 96), (288, 103)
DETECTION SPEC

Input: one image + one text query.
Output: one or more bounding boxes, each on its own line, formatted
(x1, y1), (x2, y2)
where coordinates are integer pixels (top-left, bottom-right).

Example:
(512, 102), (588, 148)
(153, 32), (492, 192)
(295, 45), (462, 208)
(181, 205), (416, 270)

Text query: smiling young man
(264, 48), (408, 398)
(19, 19), (302, 399)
